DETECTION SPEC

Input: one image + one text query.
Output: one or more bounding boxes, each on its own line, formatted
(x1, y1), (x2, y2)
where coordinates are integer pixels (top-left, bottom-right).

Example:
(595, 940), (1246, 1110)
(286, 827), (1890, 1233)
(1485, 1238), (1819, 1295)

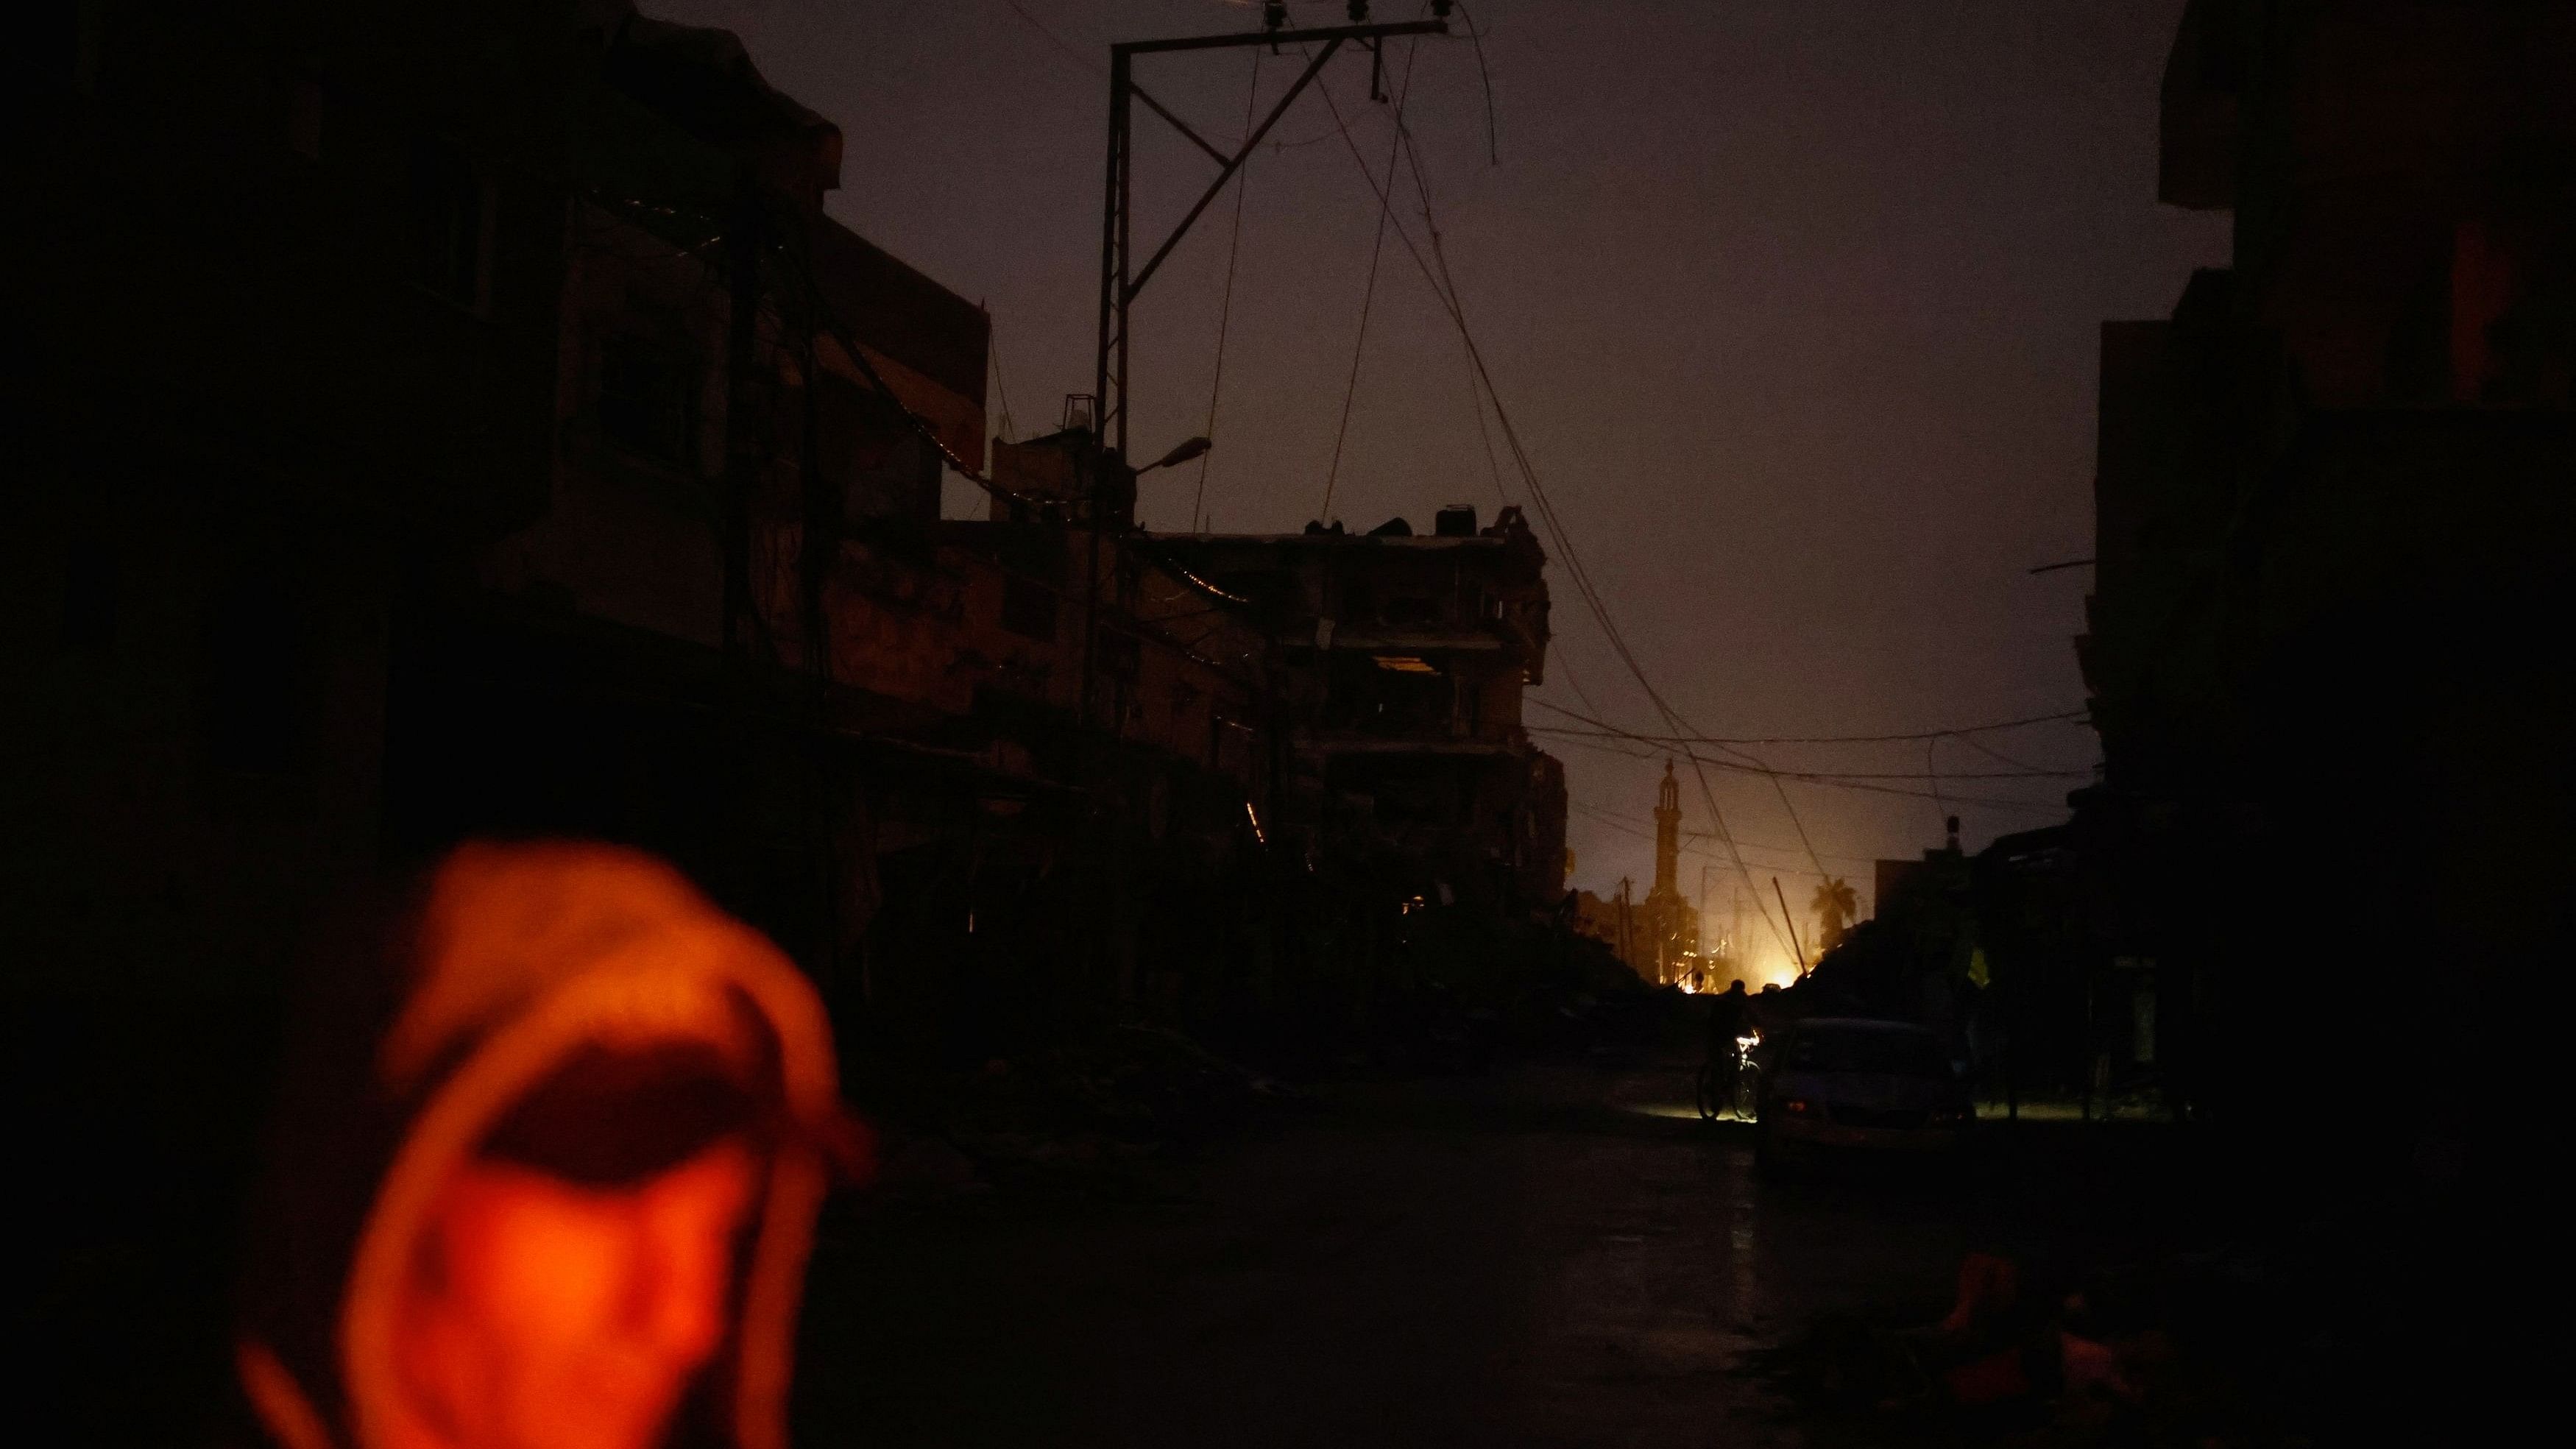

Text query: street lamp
(1136, 435), (1211, 473)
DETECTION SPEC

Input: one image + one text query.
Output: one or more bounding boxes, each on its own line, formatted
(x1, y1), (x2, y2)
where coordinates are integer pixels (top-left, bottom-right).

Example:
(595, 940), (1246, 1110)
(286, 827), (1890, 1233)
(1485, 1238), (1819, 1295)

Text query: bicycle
(1695, 1032), (1762, 1121)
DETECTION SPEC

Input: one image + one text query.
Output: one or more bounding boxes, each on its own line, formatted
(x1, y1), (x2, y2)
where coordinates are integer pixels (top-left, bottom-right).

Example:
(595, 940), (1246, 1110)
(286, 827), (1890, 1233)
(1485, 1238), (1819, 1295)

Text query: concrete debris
(1740, 1250), (2312, 1447)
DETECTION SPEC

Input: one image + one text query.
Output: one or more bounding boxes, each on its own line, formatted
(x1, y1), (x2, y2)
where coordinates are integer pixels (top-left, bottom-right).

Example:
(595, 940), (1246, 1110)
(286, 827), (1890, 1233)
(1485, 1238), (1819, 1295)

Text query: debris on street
(1741, 1247), (2318, 1447)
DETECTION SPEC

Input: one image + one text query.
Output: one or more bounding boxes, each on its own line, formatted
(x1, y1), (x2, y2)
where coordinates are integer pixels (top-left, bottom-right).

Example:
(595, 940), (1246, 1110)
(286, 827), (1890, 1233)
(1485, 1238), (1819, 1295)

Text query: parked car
(1755, 1016), (1971, 1172)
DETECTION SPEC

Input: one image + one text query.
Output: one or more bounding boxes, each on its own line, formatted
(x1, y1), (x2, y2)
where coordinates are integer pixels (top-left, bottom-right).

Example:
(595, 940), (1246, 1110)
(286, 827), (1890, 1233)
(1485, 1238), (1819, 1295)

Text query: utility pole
(1699, 862), (1713, 962)
(1080, 2), (1441, 749)
(1072, 429), (1128, 743)
(1074, 7), (1447, 1004)
(1774, 876), (1808, 975)
(1617, 876), (1634, 976)
(1734, 889), (1746, 979)
(1094, 9), (1449, 459)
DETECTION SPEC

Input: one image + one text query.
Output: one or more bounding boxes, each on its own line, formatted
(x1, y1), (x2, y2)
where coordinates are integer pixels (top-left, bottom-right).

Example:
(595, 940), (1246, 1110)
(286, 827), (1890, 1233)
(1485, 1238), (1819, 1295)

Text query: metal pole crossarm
(1130, 82), (1231, 166)
(1127, 39), (1342, 303)
(1112, 19), (1446, 57)
(1096, 17), (1451, 457)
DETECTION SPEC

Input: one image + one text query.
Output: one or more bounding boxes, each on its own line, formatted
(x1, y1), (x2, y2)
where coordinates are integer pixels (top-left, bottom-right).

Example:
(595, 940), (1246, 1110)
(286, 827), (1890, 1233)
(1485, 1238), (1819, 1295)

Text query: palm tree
(1811, 876), (1859, 952)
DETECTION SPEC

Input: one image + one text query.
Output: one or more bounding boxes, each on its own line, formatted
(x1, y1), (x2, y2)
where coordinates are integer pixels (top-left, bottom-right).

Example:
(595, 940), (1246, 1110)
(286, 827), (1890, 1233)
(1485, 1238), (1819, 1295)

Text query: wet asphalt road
(796, 1053), (2194, 1448)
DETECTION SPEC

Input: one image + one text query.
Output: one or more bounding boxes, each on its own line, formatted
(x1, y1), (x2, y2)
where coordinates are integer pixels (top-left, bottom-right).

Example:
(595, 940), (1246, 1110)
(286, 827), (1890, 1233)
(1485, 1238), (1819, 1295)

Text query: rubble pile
(1741, 1249), (2319, 1447)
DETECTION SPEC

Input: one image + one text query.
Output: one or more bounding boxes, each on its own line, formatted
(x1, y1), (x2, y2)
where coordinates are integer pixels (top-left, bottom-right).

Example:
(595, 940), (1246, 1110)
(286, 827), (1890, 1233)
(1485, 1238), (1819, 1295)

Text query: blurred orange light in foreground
(237, 842), (863, 1449)
(387, 1143), (761, 1449)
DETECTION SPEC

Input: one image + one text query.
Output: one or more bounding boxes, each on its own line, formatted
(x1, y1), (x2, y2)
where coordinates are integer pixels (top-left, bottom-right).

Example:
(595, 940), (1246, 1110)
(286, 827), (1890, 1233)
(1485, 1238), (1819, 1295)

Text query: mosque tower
(1641, 760), (1696, 983)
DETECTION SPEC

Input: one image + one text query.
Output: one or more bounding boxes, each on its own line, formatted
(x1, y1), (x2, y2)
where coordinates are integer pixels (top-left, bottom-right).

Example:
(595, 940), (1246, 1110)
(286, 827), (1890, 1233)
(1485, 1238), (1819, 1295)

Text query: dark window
(1325, 651), (1451, 737)
(598, 334), (697, 467)
(410, 136), (489, 308)
(1338, 571), (1374, 628)
(1380, 592), (1440, 628)
(1002, 574), (1058, 641)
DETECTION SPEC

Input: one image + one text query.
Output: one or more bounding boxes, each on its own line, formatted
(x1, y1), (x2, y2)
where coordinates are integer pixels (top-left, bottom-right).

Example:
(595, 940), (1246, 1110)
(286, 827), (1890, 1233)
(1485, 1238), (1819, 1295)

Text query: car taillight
(1781, 1098), (1815, 1116)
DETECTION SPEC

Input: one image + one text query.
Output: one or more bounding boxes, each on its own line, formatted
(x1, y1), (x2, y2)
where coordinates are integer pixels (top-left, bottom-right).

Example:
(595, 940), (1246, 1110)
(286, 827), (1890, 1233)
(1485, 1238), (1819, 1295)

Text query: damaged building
(19, 17), (1577, 1420)
(1155, 505), (1568, 921)
(16, 0), (1576, 1147)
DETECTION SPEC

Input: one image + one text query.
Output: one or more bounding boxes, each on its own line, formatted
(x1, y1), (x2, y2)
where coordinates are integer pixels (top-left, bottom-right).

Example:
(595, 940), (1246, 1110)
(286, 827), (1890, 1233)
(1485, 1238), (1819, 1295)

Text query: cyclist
(1702, 980), (1755, 1118)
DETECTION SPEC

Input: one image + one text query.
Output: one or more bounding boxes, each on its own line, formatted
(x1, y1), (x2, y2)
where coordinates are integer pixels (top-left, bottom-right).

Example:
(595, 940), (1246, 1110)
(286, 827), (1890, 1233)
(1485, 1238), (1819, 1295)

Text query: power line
(1003, 13), (2067, 931)
(1309, 75), (1807, 956)
(1947, 728), (2058, 774)
(1528, 702), (2088, 790)
(1539, 725), (2076, 808)
(1538, 729), (2073, 815)
(1452, 0), (1501, 164)
(1568, 805), (1845, 882)
(1384, 97), (1613, 737)
(1563, 801), (1883, 869)
(1749, 739), (1832, 889)
(1546, 803), (1875, 885)
(1351, 80), (1804, 915)
(1526, 696), (2092, 745)
(988, 320), (1020, 443)
(1526, 734), (2081, 780)
(999, 0), (1103, 75)
(1382, 88), (1613, 738)
(1192, 46), (1265, 531)
(1317, 35), (1423, 522)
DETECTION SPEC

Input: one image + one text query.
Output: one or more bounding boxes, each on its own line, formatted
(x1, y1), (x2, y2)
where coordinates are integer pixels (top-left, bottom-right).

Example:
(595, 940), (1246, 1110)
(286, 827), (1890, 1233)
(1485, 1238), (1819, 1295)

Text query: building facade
(15, 12), (1524, 1435)
(2060, 0), (2576, 1133)
(1155, 505), (1568, 919)
(18, 0), (1585, 1119)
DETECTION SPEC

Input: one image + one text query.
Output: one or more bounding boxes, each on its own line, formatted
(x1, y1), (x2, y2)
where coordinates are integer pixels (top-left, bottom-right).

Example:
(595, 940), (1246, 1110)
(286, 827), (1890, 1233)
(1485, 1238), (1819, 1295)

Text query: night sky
(648, 0), (2230, 974)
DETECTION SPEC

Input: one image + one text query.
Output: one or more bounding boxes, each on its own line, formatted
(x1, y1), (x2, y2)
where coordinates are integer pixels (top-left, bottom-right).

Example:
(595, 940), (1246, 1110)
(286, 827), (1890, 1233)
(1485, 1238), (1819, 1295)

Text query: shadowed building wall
(2072, 0), (2576, 1197)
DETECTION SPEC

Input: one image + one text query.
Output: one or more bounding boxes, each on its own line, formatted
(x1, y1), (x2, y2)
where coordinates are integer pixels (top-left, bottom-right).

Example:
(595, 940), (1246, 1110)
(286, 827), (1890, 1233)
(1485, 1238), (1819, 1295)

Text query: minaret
(1653, 759), (1681, 899)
